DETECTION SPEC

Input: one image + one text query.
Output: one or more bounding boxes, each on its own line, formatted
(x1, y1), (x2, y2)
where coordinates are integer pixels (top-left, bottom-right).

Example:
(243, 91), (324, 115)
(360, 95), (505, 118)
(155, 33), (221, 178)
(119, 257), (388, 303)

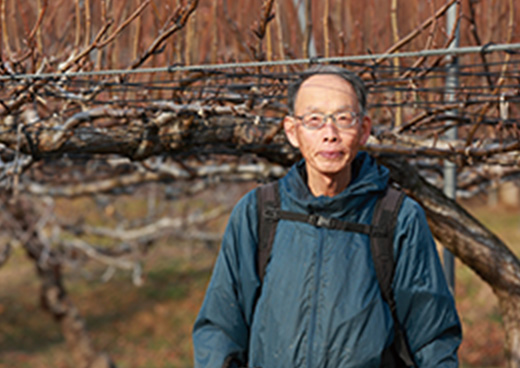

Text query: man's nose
(322, 115), (340, 142)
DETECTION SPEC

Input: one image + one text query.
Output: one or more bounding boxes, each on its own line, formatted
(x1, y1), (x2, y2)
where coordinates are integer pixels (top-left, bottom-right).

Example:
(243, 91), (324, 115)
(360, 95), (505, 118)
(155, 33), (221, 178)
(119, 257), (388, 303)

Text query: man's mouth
(319, 151), (344, 159)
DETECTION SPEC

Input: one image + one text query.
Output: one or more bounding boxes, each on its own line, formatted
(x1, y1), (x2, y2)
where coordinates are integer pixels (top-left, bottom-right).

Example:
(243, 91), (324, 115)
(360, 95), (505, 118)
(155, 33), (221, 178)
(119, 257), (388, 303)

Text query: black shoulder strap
(256, 181), (280, 283)
(371, 188), (416, 367)
(370, 188), (405, 307)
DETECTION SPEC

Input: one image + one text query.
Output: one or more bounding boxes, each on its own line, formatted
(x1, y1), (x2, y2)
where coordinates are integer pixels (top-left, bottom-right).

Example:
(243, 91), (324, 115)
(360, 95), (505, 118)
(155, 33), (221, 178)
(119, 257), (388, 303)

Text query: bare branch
(274, 0), (286, 71)
(129, 0), (199, 69)
(97, 0), (150, 48)
(76, 205), (228, 242)
(63, 239), (138, 272)
(26, 0), (47, 48)
(361, 0), (457, 75)
(1, 0), (12, 56)
(59, 20), (113, 72)
(323, 0), (329, 58)
(390, 0), (402, 127)
(84, 0), (91, 50)
(467, 0), (493, 87)
(74, 0), (81, 50)
(23, 161), (287, 197)
(253, 0), (275, 60)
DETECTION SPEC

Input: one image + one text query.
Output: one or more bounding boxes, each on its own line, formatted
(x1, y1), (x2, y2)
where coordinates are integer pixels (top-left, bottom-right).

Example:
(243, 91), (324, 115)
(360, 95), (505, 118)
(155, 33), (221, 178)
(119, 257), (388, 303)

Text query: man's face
(284, 74), (372, 182)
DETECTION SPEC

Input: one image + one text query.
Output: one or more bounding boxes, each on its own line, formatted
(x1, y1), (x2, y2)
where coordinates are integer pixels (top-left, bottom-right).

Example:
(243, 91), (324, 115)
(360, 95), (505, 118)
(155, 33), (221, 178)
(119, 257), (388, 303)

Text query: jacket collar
(280, 152), (389, 217)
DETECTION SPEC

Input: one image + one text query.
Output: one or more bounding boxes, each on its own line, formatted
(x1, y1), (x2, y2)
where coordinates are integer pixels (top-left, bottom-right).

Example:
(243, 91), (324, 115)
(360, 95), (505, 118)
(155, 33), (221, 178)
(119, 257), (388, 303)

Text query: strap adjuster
(263, 206), (280, 221)
(309, 214), (332, 228)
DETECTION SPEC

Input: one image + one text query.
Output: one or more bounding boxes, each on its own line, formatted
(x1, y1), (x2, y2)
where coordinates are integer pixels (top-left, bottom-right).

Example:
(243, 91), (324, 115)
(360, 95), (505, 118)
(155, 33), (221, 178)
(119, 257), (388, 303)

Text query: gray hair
(287, 65), (367, 115)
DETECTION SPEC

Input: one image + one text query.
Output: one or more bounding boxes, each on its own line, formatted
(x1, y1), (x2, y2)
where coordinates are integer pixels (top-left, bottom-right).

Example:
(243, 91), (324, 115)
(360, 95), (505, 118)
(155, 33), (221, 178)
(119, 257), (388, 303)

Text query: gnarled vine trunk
(7, 198), (115, 368)
(380, 157), (520, 368)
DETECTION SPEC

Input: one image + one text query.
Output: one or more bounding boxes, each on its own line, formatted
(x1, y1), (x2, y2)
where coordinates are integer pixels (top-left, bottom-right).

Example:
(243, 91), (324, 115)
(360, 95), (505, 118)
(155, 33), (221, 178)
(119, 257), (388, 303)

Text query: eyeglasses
(294, 111), (360, 130)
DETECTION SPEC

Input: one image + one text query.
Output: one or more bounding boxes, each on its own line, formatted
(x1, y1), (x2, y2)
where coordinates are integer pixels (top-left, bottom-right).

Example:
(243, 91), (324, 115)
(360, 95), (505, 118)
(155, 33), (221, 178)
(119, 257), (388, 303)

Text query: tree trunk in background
(496, 290), (520, 368)
(7, 198), (116, 368)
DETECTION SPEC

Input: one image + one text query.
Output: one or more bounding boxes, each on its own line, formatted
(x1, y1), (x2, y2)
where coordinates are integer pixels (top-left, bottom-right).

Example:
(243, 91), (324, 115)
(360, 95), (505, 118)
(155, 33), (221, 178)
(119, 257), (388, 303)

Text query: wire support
(1, 42), (520, 82)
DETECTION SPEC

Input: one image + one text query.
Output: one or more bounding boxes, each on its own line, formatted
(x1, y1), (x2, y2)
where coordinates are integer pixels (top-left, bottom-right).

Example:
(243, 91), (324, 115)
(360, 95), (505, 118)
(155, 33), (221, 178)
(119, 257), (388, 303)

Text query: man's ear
(359, 115), (372, 145)
(283, 116), (300, 148)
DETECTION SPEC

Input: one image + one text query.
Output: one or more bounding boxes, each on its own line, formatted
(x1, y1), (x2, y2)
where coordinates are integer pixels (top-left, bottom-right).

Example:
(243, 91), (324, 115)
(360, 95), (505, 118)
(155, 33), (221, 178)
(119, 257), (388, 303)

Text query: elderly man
(193, 65), (462, 368)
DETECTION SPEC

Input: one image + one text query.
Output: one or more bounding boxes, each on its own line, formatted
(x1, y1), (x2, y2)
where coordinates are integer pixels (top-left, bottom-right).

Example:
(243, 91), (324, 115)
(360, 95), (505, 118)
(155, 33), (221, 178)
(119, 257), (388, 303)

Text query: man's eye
(306, 114), (323, 123)
(336, 113), (352, 122)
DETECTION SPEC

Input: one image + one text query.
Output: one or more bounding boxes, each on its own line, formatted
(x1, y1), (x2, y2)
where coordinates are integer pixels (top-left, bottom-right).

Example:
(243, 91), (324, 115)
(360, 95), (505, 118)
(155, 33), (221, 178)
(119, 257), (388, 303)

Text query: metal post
(292, 0), (317, 57)
(443, 1), (459, 293)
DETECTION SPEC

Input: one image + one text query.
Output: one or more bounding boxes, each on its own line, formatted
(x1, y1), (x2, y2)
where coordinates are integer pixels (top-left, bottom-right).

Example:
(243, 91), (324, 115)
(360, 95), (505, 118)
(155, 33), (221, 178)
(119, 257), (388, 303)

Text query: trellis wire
(1, 42), (519, 81)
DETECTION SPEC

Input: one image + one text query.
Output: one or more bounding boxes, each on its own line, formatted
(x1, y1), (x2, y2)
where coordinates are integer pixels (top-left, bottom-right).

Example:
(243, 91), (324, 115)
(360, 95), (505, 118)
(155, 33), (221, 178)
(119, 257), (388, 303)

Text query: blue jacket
(193, 152), (462, 368)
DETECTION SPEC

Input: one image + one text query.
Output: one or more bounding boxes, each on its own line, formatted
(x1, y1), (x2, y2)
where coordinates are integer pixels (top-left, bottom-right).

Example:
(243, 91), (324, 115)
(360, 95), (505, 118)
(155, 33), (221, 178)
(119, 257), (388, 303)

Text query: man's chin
(317, 161), (349, 174)
(318, 166), (348, 178)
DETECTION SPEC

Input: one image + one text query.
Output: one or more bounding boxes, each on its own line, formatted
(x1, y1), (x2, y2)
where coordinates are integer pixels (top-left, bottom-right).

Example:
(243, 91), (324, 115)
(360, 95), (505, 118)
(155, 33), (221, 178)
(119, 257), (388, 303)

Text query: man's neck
(306, 166), (352, 197)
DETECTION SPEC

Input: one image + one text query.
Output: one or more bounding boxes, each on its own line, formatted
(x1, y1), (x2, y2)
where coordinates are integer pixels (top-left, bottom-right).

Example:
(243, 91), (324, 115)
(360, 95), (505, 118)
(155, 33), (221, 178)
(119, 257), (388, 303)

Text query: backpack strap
(255, 182), (416, 367)
(255, 181), (370, 282)
(371, 188), (416, 367)
(256, 181), (280, 283)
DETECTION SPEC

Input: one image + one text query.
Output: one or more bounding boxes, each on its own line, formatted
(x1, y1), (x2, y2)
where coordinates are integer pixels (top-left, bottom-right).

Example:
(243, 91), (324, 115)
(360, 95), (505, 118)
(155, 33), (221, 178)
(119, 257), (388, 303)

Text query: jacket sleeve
(392, 198), (462, 367)
(193, 191), (260, 368)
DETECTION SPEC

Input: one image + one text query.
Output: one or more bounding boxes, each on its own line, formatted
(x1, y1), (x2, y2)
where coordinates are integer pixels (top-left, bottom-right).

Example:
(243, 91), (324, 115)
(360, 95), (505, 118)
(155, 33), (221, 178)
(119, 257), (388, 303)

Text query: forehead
(294, 74), (357, 110)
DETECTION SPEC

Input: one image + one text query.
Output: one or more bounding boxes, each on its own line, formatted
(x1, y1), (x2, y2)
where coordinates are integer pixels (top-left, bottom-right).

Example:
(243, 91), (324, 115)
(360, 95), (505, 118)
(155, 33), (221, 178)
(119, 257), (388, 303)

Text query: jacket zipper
(307, 228), (324, 368)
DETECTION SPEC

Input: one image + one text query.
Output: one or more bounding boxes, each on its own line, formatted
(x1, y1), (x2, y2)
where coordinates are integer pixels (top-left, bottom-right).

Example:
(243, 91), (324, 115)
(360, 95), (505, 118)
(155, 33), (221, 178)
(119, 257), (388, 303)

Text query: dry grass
(0, 240), (217, 368)
(456, 199), (520, 368)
